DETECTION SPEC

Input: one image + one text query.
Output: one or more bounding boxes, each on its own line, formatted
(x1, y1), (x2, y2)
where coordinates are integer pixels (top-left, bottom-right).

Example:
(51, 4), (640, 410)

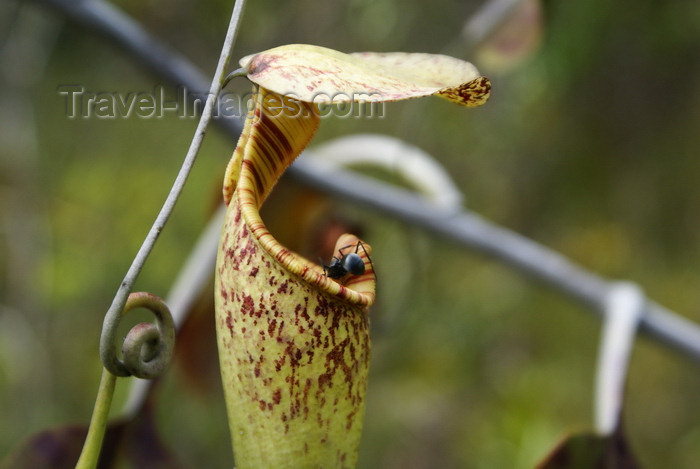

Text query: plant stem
(98, 0), (247, 377)
(77, 0), (247, 464)
(75, 368), (117, 469)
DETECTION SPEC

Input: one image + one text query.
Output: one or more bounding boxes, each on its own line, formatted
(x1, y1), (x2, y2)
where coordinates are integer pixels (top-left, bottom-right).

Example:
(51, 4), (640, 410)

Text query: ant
(322, 241), (373, 280)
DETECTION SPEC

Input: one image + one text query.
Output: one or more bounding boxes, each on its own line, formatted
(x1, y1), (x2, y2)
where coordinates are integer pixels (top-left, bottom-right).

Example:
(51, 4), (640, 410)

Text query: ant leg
(337, 243), (361, 257)
(355, 241), (375, 276)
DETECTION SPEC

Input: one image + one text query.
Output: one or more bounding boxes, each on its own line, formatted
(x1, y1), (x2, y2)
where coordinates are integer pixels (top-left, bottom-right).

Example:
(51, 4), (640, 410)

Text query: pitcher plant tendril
(76, 293), (174, 469)
(98, 0), (247, 377)
(76, 2), (248, 468)
(215, 44), (489, 468)
(99, 292), (175, 379)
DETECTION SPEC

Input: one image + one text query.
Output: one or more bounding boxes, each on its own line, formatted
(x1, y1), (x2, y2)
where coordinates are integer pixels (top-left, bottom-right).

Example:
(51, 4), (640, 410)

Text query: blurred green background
(1, 0), (700, 467)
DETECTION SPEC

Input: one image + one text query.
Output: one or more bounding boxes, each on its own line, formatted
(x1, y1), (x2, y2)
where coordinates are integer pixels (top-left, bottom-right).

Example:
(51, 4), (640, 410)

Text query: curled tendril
(99, 292), (175, 379)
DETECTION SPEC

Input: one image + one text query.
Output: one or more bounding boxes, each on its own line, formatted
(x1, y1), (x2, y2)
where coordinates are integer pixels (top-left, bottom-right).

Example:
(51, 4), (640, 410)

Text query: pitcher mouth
(229, 85), (375, 308)
(234, 194), (376, 308)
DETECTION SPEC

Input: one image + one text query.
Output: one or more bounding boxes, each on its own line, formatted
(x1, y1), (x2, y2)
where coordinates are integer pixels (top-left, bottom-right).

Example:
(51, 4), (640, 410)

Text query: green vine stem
(77, 292), (173, 469)
(75, 368), (116, 469)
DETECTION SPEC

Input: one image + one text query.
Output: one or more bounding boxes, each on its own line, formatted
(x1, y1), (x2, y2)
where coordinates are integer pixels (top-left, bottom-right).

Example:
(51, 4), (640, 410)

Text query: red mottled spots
(225, 312), (235, 338)
(318, 372), (332, 390)
(277, 320), (285, 337)
(300, 378), (313, 416)
(345, 408), (358, 430)
(277, 280), (289, 294)
(249, 266), (259, 277)
(290, 400), (301, 419)
(272, 388), (282, 405)
(240, 293), (255, 317)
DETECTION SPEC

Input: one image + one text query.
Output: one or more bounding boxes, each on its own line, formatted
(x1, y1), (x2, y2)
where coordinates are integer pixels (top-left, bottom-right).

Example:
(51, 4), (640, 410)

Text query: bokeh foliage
(1, 0), (700, 467)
